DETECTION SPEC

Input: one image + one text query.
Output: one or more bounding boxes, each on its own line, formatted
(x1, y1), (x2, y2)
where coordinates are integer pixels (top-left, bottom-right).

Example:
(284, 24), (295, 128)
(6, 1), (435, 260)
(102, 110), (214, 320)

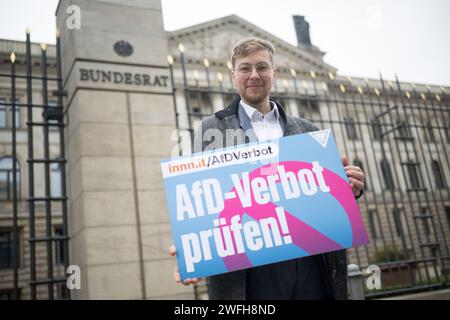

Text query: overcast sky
(1, 0), (449, 85)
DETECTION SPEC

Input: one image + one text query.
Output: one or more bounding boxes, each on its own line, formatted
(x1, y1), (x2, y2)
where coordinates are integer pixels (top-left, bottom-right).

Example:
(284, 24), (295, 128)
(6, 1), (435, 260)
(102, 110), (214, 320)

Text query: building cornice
(0, 39), (56, 59)
(167, 14), (336, 73)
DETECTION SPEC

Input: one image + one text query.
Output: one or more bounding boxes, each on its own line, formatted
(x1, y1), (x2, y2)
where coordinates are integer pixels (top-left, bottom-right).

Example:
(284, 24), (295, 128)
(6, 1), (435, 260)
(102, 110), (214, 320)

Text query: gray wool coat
(193, 96), (349, 300)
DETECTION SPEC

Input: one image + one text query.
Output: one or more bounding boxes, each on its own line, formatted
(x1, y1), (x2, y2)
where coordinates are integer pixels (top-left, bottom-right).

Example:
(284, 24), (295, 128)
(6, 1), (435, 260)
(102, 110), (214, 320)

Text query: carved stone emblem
(113, 40), (133, 57)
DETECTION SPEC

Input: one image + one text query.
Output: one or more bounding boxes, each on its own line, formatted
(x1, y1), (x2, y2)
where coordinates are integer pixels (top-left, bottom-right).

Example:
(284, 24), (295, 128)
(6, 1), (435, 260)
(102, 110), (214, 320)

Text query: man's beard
(241, 86), (270, 106)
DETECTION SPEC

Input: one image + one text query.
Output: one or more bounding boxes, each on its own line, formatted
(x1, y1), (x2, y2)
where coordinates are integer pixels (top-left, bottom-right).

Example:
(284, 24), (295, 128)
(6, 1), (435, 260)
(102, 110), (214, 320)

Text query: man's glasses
(236, 63), (273, 76)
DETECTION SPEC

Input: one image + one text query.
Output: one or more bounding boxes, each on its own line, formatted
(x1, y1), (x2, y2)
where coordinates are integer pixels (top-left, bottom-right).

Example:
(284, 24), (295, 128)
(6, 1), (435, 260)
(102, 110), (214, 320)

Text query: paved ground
(380, 288), (450, 300)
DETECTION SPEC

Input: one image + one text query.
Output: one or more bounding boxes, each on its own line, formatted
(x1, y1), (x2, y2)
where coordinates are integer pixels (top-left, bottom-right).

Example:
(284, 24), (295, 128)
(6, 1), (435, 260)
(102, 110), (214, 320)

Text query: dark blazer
(193, 96), (349, 300)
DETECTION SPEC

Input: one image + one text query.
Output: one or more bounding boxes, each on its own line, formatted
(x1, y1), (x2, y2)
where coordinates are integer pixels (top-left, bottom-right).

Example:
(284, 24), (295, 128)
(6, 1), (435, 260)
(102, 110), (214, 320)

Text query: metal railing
(0, 31), (69, 299)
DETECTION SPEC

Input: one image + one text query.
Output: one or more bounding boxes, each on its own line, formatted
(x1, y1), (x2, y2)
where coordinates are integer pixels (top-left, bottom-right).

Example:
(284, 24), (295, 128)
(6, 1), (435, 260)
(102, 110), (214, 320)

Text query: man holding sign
(168, 37), (365, 300)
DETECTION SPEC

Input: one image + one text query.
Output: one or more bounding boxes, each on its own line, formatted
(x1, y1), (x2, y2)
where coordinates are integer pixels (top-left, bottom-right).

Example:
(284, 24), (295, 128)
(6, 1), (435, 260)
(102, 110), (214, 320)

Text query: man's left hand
(341, 155), (364, 198)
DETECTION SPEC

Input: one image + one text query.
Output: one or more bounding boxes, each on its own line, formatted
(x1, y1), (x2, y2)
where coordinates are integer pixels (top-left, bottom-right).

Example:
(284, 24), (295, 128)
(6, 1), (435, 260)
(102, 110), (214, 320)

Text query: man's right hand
(169, 245), (202, 286)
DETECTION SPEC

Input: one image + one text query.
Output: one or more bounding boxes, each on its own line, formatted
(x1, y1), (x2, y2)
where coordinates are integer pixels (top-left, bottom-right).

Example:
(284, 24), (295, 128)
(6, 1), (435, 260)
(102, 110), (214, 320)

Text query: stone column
(57, 0), (193, 299)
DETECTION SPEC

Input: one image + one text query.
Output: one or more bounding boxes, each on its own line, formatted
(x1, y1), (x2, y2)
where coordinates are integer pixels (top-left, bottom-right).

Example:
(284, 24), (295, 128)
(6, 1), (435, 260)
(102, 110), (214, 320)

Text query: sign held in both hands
(161, 130), (369, 281)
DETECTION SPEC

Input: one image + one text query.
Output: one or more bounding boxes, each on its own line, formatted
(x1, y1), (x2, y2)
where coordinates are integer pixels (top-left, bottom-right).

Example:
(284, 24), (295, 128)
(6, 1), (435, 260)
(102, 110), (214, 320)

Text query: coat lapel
(216, 96), (306, 144)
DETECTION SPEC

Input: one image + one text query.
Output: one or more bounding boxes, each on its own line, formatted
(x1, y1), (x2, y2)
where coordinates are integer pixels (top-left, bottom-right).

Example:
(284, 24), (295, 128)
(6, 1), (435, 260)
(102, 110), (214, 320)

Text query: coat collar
(215, 96), (287, 119)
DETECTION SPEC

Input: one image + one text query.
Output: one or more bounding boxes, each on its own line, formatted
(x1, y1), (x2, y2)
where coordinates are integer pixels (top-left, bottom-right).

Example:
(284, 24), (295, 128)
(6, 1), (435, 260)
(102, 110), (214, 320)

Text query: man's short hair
(231, 37), (275, 69)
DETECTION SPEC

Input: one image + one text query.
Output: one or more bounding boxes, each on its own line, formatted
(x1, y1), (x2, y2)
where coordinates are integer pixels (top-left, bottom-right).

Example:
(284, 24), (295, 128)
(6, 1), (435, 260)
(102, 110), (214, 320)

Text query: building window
(54, 226), (65, 266)
(445, 122), (450, 144)
(431, 160), (446, 189)
(51, 163), (62, 197)
(371, 118), (382, 141)
(0, 98), (20, 129)
(344, 117), (358, 140)
(405, 163), (422, 189)
(424, 121), (436, 143)
(0, 229), (20, 269)
(430, 247), (438, 258)
(393, 209), (406, 237)
(48, 101), (59, 130)
(380, 159), (395, 191)
(368, 210), (379, 239)
(395, 118), (412, 139)
(189, 92), (213, 118)
(445, 207), (450, 231)
(0, 157), (21, 200)
(421, 207), (431, 236)
(298, 99), (319, 120)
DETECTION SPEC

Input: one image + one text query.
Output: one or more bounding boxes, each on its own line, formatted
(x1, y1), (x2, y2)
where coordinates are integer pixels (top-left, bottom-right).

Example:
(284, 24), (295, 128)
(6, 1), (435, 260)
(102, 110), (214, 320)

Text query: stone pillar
(57, 0), (193, 299)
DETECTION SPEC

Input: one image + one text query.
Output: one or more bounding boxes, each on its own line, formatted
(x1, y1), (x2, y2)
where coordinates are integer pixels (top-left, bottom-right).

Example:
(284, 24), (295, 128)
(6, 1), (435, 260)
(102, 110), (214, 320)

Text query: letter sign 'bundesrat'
(73, 61), (172, 94)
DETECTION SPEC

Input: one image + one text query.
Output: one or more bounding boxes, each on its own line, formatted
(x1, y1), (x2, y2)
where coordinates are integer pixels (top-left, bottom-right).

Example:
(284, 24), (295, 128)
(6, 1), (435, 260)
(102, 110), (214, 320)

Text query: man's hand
(169, 245), (202, 286)
(341, 155), (364, 198)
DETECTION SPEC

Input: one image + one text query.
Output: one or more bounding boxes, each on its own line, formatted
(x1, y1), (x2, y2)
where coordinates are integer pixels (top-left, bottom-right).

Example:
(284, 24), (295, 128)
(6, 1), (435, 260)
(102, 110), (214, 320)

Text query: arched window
(0, 157), (20, 200)
(431, 160), (447, 189)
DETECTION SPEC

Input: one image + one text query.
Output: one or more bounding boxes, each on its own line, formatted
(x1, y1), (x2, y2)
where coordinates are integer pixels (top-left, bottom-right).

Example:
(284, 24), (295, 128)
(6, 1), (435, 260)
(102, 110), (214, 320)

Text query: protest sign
(161, 129), (369, 280)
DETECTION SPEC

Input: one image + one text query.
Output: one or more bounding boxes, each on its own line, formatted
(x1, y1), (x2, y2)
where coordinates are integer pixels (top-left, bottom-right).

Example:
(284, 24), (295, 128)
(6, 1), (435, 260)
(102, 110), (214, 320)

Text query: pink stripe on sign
(218, 161), (368, 272)
(281, 161), (369, 246)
